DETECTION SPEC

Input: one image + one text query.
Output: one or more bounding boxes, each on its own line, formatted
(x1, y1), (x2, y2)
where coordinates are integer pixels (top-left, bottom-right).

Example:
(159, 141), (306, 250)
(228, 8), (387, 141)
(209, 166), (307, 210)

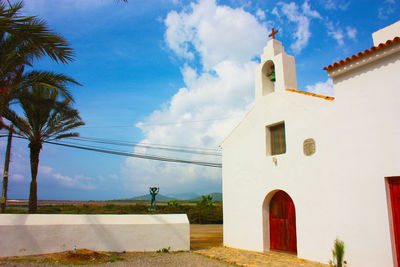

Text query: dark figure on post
(149, 187), (159, 210)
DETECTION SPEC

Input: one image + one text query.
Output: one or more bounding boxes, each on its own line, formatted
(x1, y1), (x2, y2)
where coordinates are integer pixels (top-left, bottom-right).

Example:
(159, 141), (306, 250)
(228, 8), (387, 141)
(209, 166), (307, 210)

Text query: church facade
(221, 21), (400, 267)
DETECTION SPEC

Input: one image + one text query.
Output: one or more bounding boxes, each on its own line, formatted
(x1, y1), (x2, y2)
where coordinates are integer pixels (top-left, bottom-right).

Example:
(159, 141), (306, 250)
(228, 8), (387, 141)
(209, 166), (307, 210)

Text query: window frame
(269, 122), (286, 156)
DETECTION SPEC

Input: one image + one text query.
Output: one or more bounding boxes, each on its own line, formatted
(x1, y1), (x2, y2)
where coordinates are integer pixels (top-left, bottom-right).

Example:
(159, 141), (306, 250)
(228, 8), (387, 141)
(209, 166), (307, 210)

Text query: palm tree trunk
(1, 125), (13, 213)
(28, 142), (42, 213)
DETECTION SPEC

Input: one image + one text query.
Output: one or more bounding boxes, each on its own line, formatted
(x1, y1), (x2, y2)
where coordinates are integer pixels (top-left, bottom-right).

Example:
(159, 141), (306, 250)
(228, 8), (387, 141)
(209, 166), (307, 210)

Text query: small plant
(168, 200), (180, 207)
(329, 238), (345, 267)
(156, 247), (170, 253)
(107, 257), (124, 263)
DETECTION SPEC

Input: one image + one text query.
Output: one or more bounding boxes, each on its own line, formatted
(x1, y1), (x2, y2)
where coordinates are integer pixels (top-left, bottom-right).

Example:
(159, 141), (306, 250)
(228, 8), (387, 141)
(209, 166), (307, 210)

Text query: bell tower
(255, 29), (297, 101)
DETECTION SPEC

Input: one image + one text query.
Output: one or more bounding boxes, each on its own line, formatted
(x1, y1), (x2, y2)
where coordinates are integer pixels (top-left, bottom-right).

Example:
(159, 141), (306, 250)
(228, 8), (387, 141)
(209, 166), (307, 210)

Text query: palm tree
(0, 70), (79, 211)
(0, 1), (75, 117)
(2, 86), (84, 213)
(0, 1), (79, 211)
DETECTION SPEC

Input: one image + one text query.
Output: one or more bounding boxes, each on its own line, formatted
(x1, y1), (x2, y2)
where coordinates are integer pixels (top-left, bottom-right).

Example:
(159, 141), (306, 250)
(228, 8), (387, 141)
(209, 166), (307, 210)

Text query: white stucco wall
(373, 20), (400, 46)
(222, 33), (400, 266)
(0, 214), (190, 257)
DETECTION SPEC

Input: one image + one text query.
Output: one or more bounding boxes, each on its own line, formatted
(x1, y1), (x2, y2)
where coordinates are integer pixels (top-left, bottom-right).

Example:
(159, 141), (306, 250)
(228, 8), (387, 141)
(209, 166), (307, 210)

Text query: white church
(221, 21), (400, 266)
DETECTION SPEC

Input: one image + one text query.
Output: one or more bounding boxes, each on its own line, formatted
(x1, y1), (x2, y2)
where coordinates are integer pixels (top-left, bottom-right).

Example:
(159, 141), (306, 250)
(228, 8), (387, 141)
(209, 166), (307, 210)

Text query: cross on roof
(268, 27), (278, 40)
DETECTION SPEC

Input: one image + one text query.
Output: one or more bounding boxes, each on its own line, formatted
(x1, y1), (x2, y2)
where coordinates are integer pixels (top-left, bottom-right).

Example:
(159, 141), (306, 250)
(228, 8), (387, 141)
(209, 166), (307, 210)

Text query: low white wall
(0, 214), (189, 257)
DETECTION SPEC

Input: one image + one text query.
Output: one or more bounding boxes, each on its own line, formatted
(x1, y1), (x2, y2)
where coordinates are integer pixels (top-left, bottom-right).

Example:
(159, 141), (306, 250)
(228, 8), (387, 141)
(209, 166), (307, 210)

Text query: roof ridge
(323, 36), (400, 71)
(285, 88), (335, 101)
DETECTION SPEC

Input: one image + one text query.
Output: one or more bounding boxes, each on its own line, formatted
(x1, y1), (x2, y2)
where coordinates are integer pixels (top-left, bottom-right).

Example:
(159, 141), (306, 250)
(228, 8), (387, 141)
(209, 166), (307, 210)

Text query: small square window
(269, 123), (286, 155)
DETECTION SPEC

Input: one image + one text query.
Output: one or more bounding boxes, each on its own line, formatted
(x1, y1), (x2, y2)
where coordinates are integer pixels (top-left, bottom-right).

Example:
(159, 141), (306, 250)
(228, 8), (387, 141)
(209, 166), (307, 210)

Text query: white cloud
(164, 0), (268, 70)
(256, 8), (266, 20)
(277, 1), (321, 53)
(52, 173), (97, 190)
(12, 174), (26, 182)
(302, 0), (322, 19)
(346, 26), (357, 40)
(271, 7), (280, 19)
(39, 165), (53, 175)
(378, 0), (396, 20)
(323, 0), (350, 11)
(36, 165), (98, 190)
(326, 21), (345, 46)
(324, 0), (336, 10)
(326, 22), (358, 46)
(109, 174), (118, 179)
(122, 0), (267, 195)
(0, 165), (27, 182)
(306, 79), (334, 97)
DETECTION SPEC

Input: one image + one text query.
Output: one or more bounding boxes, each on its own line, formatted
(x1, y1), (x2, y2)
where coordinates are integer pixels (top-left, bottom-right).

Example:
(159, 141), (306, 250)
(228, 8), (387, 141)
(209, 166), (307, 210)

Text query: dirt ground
(190, 224), (223, 250)
(0, 224), (227, 266)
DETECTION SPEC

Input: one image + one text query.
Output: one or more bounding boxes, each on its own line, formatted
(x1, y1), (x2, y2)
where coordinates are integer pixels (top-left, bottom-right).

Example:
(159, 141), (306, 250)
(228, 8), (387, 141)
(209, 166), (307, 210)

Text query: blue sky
(0, 0), (399, 200)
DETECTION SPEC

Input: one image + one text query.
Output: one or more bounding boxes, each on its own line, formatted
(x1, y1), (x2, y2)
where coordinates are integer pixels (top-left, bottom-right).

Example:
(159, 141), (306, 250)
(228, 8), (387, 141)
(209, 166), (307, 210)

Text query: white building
(221, 21), (400, 267)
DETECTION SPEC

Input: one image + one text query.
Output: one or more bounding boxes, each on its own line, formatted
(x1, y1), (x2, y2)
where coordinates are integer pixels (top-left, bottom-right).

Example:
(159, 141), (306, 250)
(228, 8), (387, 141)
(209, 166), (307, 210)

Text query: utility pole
(1, 125), (13, 213)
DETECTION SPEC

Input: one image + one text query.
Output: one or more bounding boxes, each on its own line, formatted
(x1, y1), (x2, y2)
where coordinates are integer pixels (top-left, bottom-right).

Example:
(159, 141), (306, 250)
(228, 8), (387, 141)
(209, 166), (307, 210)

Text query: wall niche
(303, 138), (316, 156)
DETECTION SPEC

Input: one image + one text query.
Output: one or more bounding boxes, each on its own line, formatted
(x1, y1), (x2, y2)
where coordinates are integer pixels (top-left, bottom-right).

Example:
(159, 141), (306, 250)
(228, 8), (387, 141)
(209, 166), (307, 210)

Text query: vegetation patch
(3, 249), (125, 265)
(5, 196), (223, 224)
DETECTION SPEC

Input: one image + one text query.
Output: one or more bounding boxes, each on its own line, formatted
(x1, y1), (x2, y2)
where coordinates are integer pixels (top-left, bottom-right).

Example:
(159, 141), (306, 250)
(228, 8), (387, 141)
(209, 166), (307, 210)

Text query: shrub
(329, 238), (345, 267)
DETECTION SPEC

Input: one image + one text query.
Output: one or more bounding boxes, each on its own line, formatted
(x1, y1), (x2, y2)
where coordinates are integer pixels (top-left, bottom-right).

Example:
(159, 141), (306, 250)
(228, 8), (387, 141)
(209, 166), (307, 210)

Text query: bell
(270, 72), (276, 82)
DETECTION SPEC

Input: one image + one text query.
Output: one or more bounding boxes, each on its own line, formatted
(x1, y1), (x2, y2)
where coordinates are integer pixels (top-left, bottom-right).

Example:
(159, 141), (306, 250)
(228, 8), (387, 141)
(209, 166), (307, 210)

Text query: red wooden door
(270, 191), (297, 253)
(389, 177), (400, 266)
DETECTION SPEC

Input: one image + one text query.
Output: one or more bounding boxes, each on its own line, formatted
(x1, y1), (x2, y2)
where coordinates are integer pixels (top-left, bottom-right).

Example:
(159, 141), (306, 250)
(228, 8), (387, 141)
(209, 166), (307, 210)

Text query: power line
(55, 139), (215, 160)
(73, 136), (220, 152)
(69, 136), (221, 156)
(45, 141), (222, 168)
(6, 135), (222, 168)
(1, 134), (221, 153)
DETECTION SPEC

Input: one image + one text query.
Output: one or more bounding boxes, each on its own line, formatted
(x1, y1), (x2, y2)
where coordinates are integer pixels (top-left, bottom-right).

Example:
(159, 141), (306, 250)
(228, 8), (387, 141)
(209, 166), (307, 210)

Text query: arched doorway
(269, 190), (297, 253)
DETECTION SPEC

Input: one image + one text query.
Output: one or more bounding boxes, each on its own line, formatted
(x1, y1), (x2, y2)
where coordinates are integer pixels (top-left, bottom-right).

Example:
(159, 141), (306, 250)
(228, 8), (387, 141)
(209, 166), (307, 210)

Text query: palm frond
(1, 105), (30, 137)
(15, 71), (80, 101)
(0, 2), (74, 63)
(52, 132), (80, 140)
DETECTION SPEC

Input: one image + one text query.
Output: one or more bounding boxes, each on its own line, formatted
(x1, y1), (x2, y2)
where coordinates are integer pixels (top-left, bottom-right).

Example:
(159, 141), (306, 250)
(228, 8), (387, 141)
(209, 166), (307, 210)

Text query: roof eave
(324, 36), (400, 78)
(326, 41), (400, 78)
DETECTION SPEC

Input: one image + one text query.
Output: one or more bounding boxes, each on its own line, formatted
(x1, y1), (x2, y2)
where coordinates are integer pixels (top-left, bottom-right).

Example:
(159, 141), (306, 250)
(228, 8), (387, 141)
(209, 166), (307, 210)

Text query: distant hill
(168, 192), (200, 200)
(189, 192), (222, 202)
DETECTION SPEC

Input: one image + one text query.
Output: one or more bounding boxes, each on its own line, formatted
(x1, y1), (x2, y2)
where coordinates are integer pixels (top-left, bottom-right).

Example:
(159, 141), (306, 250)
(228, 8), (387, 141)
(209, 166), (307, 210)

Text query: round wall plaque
(303, 138), (316, 156)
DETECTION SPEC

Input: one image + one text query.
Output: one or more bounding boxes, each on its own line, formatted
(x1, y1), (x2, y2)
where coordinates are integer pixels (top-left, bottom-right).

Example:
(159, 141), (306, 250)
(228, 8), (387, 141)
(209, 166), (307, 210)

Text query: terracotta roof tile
(323, 36), (400, 71)
(285, 88), (334, 101)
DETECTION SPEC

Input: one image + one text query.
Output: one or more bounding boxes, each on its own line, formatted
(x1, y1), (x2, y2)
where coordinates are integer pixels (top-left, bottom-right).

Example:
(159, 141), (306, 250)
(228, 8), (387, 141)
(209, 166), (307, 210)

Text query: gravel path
(0, 252), (235, 266)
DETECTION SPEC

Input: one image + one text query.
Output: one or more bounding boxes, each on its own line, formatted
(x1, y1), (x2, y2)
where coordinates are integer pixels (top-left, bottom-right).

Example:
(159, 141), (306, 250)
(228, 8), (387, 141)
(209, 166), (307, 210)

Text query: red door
(389, 177), (400, 265)
(270, 191), (297, 253)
